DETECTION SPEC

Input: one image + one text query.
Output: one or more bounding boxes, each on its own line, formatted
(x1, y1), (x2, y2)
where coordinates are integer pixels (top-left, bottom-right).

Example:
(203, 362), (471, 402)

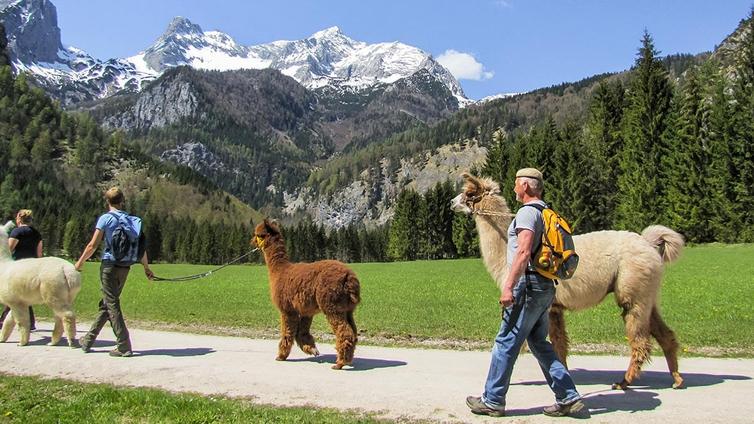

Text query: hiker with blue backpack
(74, 187), (154, 357)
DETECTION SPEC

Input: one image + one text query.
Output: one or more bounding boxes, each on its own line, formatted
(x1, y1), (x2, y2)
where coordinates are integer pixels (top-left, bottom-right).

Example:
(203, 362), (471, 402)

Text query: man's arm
(140, 251), (154, 280)
(36, 240), (43, 258)
(499, 228), (535, 307)
(75, 229), (104, 271)
(8, 237), (18, 253)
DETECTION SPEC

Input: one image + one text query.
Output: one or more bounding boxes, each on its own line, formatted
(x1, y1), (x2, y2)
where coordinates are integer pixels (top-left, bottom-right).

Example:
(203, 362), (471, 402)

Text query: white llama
(0, 221), (81, 346)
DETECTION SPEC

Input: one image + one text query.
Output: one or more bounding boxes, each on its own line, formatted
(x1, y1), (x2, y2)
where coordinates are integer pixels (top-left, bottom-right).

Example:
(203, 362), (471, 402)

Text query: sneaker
(79, 337), (92, 353)
(109, 349), (133, 357)
(466, 396), (505, 417)
(543, 399), (585, 417)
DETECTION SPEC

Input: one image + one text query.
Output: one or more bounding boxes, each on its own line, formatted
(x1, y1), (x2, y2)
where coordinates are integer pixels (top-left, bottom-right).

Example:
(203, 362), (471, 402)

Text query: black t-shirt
(9, 226), (42, 260)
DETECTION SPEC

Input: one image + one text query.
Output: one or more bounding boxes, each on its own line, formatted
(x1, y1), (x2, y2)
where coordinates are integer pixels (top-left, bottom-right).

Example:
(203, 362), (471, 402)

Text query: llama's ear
(461, 172), (480, 189)
(2, 220), (14, 234)
(265, 219), (280, 235)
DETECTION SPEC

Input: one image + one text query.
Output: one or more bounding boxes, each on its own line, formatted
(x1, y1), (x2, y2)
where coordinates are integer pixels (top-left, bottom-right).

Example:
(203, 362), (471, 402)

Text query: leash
(152, 248), (258, 282)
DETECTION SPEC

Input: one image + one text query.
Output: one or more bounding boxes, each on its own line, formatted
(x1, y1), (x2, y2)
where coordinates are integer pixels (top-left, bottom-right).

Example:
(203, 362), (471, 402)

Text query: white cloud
(436, 50), (494, 81)
(493, 0), (512, 7)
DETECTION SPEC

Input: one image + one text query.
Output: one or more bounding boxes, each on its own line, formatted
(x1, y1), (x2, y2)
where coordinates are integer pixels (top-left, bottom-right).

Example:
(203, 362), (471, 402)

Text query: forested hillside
(0, 23), (262, 265)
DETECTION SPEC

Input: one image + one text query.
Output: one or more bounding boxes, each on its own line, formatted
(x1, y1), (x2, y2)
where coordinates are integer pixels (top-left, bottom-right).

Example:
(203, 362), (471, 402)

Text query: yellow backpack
(524, 204), (579, 281)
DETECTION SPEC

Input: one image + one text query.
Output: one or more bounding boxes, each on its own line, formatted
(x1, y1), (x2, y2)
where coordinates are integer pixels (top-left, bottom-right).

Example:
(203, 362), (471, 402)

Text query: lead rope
(152, 248), (259, 282)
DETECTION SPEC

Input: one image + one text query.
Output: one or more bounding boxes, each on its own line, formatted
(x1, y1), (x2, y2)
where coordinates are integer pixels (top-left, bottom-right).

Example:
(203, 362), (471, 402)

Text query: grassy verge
(29, 244), (754, 357)
(0, 373), (385, 423)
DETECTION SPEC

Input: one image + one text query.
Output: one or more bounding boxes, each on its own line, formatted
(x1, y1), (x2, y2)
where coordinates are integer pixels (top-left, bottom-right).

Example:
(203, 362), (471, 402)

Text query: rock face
(282, 143), (488, 229)
(0, 0), (61, 63)
(1, 1), (469, 106)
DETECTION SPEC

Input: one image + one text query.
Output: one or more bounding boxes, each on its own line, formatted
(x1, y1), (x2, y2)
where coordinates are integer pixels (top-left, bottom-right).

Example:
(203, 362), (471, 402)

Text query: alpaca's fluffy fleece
(0, 221), (81, 347)
(452, 173), (685, 390)
(253, 219), (360, 370)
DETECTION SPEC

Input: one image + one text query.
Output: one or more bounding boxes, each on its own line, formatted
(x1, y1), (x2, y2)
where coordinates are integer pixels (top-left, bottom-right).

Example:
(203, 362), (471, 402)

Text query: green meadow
(32, 244), (754, 356)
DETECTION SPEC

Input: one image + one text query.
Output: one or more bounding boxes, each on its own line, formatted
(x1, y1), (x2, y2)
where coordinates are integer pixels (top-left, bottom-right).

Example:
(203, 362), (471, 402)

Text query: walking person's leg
(525, 281), (582, 416)
(0, 305), (9, 328)
(102, 265), (132, 355)
(80, 264), (117, 351)
(28, 306), (35, 330)
(469, 278), (543, 416)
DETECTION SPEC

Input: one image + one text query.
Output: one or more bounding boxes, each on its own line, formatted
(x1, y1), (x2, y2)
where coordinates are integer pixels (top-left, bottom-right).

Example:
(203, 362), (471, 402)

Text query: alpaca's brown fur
(252, 219), (360, 369)
(451, 173), (685, 389)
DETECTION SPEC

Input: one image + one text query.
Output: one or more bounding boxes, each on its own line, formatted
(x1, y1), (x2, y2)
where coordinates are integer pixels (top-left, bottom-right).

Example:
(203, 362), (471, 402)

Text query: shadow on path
(287, 354), (407, 371)
(504, 389), (660, 418)
(136, 347), (215, 357)
(513, 368), (751, 390)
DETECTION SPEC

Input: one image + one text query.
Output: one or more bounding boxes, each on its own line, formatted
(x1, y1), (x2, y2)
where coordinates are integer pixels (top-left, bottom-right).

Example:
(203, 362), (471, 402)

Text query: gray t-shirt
(507, 200), (547, 267)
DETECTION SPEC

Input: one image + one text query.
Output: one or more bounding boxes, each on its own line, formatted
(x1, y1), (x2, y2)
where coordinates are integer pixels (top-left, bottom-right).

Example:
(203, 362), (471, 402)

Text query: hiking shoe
(109, 349), (133, 357)
(543, 399), (585, 417)
(466, 396), (505, 417)
(79, 337), (92, 353)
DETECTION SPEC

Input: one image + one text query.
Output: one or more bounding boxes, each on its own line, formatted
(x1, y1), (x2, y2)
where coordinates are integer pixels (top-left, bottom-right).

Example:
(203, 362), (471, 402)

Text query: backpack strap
(521, 203), (548, 268)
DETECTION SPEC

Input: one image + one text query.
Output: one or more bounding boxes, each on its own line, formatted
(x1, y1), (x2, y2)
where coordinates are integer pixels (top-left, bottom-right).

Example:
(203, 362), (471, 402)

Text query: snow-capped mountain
(1, 0), (470, 105)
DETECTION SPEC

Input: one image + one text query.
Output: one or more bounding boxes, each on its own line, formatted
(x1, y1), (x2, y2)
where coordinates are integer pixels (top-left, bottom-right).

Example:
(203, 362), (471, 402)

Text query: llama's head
(0, 221), (14, 258)
(252, 218), (283, 251)
(450, 172), (508, 215)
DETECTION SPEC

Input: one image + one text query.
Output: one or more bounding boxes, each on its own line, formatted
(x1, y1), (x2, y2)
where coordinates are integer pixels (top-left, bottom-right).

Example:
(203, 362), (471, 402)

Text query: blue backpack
(108, 212), (144, 266)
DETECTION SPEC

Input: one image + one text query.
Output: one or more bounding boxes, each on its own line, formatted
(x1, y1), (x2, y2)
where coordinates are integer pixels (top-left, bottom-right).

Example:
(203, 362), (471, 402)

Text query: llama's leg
(277, 312), (299, 361)
(12, 306), (31, 346)
(0, 310), (16, 342)
(326, 311), (357, 369)
(61, 309), (77, 348)
(649, 305), (683, 389)
(295, 315), (319, 356)
(548, 303), (569, 368)
(615, 303), (653, 390)
(48, 315), (64, 346)
(346, 310), (358, 352)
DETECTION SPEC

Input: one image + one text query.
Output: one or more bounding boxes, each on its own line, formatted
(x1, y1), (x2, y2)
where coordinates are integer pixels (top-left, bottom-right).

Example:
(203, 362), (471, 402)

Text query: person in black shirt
(0, 209), (41, 330)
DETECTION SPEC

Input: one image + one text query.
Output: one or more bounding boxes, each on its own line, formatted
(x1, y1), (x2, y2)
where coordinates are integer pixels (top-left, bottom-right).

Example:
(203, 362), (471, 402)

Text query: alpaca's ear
(461, 172), (480, 190)
(2, 221), (14, 235)
(265, 219), (280, 235)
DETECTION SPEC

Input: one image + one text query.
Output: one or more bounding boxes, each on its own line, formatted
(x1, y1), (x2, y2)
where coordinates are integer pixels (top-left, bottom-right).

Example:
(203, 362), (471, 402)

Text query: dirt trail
(1, 323), (752, 423)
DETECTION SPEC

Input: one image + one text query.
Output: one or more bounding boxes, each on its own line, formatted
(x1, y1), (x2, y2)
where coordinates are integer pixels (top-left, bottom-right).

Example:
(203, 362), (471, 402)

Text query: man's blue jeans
(482, 275), (580, 408)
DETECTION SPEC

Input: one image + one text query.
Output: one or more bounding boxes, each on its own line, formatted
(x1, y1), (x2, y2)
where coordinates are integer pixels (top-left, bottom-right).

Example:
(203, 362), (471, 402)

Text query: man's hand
(499, 287), (514, 308)
(144, 267), (155, 280)
(74, 260), (84, 272)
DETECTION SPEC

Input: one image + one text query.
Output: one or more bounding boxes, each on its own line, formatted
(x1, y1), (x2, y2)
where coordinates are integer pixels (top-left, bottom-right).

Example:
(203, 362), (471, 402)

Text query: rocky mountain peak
(164, 16), (204, 38)
(0, 0), (62, 63)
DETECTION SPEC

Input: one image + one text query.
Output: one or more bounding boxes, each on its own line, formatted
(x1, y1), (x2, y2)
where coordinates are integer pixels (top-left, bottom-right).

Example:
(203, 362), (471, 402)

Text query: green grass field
(32, 244), (754, 356)
(0, 373), (384, 424)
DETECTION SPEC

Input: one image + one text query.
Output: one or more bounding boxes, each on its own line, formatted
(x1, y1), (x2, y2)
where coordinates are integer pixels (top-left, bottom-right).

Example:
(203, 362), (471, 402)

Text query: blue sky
(52, 0), (752, 100)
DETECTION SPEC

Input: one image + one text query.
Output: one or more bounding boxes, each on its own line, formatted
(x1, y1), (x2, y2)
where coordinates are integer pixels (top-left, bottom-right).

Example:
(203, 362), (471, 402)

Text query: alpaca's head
(252, 219), (283, 252)
(0, 221), (14, 258)
(451, 172), (508, 215)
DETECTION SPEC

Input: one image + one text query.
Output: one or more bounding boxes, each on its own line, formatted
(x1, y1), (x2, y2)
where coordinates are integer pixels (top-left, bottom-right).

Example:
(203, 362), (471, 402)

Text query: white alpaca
(0, 221), (81, 346)
(451, 173), (685, 389)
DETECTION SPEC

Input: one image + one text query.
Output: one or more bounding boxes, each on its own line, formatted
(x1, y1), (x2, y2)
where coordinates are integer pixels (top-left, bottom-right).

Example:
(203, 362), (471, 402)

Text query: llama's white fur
(0, 221), (81, 346)
(451, 174), (685, 389)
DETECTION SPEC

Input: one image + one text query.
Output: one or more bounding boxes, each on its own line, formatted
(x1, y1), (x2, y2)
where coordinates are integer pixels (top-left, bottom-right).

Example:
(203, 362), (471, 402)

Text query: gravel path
(1, 323), (752, 423)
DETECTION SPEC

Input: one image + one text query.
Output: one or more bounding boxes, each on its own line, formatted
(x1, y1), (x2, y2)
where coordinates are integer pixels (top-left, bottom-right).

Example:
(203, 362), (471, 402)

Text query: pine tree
(581, 80), (625, 230)
(615, 31), (674, 232)
(0, 23), (9, 68)
(727, 9), (754, 241)
(387, 189), (423, 261)
(663, 67), (715, 242)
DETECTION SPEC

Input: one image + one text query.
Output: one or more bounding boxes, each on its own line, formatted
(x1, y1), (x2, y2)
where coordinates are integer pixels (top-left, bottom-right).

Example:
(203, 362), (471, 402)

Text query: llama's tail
(641, 225), (685, 263)
(345, 273), (361, 306)
(63, 263), (83, 304)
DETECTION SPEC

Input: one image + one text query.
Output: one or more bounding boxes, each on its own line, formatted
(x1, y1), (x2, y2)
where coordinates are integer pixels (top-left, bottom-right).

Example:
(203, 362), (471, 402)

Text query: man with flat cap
(466, 167), (583, 417)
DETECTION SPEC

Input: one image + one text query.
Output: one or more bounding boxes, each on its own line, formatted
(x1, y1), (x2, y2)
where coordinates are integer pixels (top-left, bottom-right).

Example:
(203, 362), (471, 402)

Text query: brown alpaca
(252, 219), (360, 369)
(451, 173), (685, 390)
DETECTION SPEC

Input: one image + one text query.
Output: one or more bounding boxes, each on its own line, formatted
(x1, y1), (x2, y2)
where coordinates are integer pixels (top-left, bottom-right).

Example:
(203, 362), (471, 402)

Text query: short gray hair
(520, 177), (543, 195)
